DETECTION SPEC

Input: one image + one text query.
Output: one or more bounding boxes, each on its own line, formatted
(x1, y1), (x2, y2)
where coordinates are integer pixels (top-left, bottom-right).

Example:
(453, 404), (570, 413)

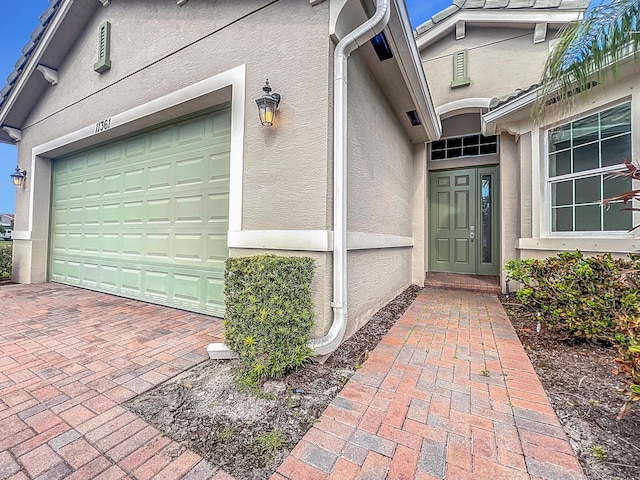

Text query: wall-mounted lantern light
(10, 166), (27, 187)
(255, 79), (280, 126)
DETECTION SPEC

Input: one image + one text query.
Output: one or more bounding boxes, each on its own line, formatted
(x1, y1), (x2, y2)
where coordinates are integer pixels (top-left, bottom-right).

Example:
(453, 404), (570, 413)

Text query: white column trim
(229, 230), (333, 251)
(12, 231), (31, 241)
(347, 232), (413, 250)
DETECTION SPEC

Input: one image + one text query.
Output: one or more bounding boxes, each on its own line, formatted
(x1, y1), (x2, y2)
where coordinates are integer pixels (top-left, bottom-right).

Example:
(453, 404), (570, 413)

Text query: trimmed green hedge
(0, 243), (11, 278)
(506, 251), (640, 338)
(224, 255), (315, 383)
(506, 251), (640, 417)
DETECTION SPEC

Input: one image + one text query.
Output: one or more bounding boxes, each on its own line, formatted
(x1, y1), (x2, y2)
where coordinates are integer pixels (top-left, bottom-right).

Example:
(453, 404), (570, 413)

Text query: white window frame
(545, 101), (633, 236)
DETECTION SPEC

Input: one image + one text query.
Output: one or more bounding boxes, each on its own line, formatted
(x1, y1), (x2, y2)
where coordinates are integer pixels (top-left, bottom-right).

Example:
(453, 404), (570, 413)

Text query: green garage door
(50, 108), (231, 317)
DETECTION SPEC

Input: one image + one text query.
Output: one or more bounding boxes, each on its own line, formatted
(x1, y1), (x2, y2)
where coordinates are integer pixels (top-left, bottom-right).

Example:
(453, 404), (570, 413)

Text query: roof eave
(390, 0), (441, 141)
(0, 0), (76, 145)
(482, 86), (539, 135)
(416, 9), (586, 51)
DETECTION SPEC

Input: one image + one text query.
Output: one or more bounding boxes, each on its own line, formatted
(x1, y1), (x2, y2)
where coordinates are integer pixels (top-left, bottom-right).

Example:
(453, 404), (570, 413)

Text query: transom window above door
(548, 102), (632, 233)
(431, 134), (498, 160)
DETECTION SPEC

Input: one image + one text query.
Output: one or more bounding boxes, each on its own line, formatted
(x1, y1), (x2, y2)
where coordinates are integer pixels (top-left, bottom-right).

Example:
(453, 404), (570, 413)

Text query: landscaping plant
(507, 251), (640, 418)
(614, 314), (640, 419)
(224, 254), (315, 384)
(506, 252), (640, 338)
(0, 243), (12, 278)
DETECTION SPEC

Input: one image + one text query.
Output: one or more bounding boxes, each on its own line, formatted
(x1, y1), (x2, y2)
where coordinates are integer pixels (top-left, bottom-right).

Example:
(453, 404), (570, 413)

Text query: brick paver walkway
(2, 284), (586, 479)
(0, 283), (229, 479)
(274, 288), (586, 480)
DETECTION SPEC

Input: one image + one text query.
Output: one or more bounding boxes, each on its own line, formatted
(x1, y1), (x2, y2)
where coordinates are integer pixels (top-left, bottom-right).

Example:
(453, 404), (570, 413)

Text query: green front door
(429, 166), (499, 275)
(49, 108), (231, 317)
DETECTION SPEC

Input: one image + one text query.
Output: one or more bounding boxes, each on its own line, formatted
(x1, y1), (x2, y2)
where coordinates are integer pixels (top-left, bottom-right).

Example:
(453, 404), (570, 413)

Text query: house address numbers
(94, 117), (112, 134)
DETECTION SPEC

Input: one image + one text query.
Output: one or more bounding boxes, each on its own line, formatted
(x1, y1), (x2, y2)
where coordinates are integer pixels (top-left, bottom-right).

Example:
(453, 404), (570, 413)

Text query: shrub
(614, 315), (640, 419)
(0, 243), (12, 278)
(224, 254), (314, 384)
(505, 251), (640, 338)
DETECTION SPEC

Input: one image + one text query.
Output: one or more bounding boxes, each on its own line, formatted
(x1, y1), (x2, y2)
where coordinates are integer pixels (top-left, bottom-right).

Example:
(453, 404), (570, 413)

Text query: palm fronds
(534, 0), (640, 119)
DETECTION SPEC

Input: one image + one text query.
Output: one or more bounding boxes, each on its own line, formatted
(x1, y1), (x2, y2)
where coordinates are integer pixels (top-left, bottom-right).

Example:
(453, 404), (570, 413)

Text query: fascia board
(416, 10), (584, 50)
(391, 0), (442, 140)
(482, 87), (539, 132)
(0, 0), (75, 131)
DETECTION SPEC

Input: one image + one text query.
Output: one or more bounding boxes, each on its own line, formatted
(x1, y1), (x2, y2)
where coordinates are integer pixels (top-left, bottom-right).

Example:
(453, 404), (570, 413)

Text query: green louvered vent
(94, 21), (112, 74)
(450, 50), (470, 89)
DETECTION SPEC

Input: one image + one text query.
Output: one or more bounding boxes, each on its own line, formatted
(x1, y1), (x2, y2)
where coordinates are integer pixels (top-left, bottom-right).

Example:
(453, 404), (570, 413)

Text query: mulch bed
(126, 285), (421, 480)
(500, 294), (640, 480)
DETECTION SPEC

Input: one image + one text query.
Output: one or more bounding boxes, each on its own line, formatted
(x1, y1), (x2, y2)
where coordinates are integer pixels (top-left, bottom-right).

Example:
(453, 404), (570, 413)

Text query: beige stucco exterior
(11, 0), (633, 349)
(344, 49), (417, 336)
(421, 27), (558, 108)
(4, 0), (438, 347)
(413, 2), (640, 290)
(487, 63), (640, 267)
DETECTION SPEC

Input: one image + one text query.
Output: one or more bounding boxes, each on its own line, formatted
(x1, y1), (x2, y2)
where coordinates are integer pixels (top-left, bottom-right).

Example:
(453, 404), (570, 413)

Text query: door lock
(470, 225), (475, 245)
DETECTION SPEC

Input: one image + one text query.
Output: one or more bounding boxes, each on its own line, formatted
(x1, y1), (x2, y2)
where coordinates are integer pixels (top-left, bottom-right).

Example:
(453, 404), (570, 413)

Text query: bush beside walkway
(0, 242), (11, 278)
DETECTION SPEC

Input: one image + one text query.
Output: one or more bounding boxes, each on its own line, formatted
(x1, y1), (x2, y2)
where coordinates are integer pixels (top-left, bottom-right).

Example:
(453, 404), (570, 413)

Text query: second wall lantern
(10, 166), (27, 187)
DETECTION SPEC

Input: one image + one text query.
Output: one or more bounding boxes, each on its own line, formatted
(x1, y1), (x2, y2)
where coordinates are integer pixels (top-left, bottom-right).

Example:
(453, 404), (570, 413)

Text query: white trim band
(228, 230), (413, 251)
(518, 237), (638, 254)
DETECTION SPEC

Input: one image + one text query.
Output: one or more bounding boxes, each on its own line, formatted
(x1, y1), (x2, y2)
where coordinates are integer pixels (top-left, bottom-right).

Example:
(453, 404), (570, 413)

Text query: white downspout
(208, 0), (391, 361)
(309, 0), (391, 356)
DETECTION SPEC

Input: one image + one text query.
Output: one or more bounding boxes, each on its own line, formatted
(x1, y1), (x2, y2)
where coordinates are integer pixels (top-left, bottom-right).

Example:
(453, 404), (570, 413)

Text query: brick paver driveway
(1, 283), (587, 480)
(0, 283), (228, 479)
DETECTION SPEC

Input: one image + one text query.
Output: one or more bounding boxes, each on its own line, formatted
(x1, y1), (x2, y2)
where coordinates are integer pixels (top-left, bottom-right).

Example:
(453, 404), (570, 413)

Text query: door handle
(470, 228), (475, 244)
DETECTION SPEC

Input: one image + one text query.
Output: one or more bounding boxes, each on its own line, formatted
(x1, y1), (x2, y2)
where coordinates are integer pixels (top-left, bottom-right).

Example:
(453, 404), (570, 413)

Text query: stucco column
(500, 134), (519, 292)
(12, 152), (52, 284)
(412, 142), (427, 285)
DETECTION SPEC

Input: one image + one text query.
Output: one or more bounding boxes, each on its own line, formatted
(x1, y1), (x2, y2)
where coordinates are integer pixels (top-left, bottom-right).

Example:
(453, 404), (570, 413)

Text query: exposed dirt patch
(125, 285), (421, 480)
(501, 295), (640, 480)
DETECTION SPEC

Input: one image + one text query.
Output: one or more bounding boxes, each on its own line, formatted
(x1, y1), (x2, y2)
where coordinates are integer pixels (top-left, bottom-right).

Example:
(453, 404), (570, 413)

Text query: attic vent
(94, 21), (112, 74)
(406, 110), (421, 126)
(450, 50), (470, 89)
(370, 32), (393, 61)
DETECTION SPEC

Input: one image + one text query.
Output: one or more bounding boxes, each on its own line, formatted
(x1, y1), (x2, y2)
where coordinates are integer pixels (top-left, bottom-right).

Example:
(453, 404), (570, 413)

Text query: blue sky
(0, 1), (449, 214)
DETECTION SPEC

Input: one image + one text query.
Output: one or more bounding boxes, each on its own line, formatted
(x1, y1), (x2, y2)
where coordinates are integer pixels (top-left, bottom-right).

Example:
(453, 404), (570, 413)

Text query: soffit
(415, 0), (590, 50)
(0, 0), (101, 144)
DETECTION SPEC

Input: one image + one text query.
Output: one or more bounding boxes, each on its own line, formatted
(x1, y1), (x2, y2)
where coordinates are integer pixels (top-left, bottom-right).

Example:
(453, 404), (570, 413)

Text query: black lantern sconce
(10, 166), (27, 187)
(255, 79), (281, 126)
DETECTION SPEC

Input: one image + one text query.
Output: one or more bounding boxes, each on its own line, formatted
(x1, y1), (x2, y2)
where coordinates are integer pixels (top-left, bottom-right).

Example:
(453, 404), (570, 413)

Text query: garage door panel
(50, 109), (230, 316)
(122, 233), (143, 257)
(83, 263), (99, 287)
(125, 136), (147, 159)
(177, 117), (207, 145)
(121, 267), (142, 293)
(145, 270), (170, 298)
(173, 273), (201, 302)
(206, 278), (225, 312)
(85, 150), (103, 169)
(124, 168), (145, 194)
(150, 127), (174, 153)
(102, 203), (121, 226)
